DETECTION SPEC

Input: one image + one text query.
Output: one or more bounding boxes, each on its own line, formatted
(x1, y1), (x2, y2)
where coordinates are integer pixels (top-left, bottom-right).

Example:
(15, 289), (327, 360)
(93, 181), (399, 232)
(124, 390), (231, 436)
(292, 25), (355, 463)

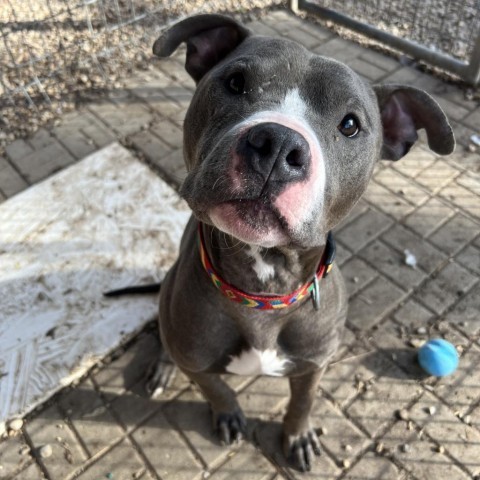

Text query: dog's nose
(243, 123), (310, 183)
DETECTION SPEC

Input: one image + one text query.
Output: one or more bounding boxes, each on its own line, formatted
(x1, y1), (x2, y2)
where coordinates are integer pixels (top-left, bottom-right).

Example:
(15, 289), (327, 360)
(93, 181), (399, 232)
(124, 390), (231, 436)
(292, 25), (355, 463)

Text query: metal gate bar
(291, 0), (480, 85)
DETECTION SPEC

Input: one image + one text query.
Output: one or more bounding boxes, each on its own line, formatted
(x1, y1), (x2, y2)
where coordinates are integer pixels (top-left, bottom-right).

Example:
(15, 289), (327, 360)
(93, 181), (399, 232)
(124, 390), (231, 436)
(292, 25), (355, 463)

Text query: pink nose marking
(238, 112), (323, 230)
(228, 151), (243, 193)
(274, 180), (313, 227)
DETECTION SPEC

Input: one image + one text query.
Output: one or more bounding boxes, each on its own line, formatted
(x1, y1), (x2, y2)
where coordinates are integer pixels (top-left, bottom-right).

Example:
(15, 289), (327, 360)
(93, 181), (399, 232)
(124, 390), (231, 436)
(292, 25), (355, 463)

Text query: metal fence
(292, 0), (480, 85)
(1, 0), (479, 149)
(0, 0), (281, 146)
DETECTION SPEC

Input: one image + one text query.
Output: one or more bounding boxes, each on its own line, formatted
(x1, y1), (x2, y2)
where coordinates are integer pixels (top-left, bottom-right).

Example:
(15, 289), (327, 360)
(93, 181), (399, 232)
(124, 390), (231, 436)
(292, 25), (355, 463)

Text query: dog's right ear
(374, 84), (455, 161)
(153, 14), (251, 83)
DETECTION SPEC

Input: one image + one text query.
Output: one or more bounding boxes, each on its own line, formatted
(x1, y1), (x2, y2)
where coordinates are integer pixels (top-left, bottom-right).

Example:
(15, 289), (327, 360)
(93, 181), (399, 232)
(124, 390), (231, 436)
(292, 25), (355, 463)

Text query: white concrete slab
(0, 143), (190, 431)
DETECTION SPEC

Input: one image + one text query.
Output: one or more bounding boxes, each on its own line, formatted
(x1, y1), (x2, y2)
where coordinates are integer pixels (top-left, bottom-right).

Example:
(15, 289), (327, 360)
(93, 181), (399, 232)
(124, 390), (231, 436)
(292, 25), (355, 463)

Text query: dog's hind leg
(146, 346), (177, 398)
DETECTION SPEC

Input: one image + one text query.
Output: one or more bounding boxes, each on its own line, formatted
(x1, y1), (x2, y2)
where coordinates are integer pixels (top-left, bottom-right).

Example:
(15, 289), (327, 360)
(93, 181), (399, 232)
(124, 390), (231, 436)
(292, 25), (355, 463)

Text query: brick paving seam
(66, 437), (128, 480)
(313, 386), (419, 479)
(373, 166), (480, 234)
(323, 358), (423, 433)
(345, 253), (477, 365)
(372, 167), (456, 219)
(20, 428), (51, 480)
(349, 236), (474, 323)
(341, 198), (480, 316)
(98, 373), (273, 478)
(401, 404), (476, 480)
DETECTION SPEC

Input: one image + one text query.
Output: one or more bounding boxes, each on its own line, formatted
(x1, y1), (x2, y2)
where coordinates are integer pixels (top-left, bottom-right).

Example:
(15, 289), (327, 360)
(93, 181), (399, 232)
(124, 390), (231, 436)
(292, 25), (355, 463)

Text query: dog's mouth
(229, 197), (279, 218)
(208, 197), (290, 247)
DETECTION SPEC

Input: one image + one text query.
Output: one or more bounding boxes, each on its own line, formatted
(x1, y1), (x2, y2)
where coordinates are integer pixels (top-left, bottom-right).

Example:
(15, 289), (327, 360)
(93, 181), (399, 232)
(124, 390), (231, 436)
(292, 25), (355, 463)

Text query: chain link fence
(2, 0), (479, 151)
(315, 0), (480, 61)
(0, 0), (282, 149)
(293, 0), (480, 85)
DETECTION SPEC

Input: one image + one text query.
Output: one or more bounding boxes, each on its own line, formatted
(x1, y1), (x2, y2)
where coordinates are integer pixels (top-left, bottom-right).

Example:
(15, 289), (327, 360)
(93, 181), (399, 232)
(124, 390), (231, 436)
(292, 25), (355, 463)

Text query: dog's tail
(103, 283), (161, 297)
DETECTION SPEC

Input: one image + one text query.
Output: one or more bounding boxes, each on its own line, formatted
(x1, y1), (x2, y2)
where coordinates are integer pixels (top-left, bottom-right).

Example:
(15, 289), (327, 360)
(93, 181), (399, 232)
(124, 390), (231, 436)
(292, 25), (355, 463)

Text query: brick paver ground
(1, 8), (480, 480)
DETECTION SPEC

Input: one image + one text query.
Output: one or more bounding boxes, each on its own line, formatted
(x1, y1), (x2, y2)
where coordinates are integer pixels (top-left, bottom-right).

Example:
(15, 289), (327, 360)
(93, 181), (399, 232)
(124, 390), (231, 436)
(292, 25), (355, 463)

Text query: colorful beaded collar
(198, 224), (336, 311)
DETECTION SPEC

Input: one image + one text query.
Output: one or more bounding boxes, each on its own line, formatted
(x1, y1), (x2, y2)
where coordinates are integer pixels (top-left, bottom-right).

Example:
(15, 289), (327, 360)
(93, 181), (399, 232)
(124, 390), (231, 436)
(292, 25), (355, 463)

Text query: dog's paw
(283, 428), (321, 472)
(146, 358), (177, 399)
(214, 410), (247, 446)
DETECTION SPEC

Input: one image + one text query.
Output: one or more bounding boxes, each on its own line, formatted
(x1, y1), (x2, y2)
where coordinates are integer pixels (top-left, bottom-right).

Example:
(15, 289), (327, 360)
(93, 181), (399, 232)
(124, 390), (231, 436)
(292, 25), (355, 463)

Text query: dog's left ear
(153, 14), (251, 83)
(374, 84), (455, 160)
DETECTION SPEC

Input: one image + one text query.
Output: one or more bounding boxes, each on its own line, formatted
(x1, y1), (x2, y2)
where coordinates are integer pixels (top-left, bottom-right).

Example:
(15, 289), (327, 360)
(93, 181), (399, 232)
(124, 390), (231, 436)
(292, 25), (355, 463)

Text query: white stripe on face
(277, 88), (308, 118)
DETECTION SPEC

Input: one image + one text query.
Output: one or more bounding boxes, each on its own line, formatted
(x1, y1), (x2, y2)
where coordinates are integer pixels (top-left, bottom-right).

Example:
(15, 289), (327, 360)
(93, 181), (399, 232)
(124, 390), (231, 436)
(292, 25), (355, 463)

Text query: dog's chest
(225, 347), (291, 376)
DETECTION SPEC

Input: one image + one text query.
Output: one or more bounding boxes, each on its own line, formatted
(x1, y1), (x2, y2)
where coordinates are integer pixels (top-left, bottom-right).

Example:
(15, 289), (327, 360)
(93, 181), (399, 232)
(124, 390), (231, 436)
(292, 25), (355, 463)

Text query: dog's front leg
(283, 368), (324, 472)
(185, 369), (247, 445)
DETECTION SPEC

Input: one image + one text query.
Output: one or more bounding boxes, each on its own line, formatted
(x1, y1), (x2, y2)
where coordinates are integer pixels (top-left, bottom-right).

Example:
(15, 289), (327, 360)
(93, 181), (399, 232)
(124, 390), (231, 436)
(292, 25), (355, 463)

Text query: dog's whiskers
(211, 176), (223, 191)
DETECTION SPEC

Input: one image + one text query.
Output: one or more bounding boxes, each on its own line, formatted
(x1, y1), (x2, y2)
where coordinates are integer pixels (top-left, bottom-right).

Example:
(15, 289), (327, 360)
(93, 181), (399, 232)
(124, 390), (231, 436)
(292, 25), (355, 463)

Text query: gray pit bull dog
(145, 13), (455, 472)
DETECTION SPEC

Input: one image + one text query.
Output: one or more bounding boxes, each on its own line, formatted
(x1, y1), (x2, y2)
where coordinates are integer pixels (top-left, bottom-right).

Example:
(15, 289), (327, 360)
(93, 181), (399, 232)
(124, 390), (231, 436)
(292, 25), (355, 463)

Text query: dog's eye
(226, 72), (246, 94)
(338, 114), (360, 138)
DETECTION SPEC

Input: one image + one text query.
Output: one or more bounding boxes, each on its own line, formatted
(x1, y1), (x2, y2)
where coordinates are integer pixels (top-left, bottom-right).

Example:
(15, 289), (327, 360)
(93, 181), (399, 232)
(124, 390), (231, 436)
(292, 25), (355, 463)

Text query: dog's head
(153, 14), (454, 248)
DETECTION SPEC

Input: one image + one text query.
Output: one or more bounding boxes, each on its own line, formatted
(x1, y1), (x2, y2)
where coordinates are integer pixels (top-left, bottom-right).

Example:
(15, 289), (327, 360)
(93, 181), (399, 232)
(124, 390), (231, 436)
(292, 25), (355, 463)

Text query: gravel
(396, 409), (410, 421)
(39, 444), (53, 458)
(401, 443), (411, 453)
(0, 0), (282, 153)
(315, 0), (480, 61)
(7, 418), (23, 431)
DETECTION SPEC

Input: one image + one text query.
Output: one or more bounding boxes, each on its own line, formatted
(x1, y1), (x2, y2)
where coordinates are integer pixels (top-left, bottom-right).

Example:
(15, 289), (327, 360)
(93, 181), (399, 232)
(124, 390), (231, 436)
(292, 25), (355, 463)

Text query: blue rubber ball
(418, 339), (459, 377)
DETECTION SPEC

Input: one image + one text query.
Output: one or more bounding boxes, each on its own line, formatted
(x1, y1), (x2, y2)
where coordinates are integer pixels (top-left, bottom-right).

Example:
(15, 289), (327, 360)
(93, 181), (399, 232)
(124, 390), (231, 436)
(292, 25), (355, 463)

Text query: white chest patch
(225, 348), (291, 376)
(247, 246), (275, 282)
